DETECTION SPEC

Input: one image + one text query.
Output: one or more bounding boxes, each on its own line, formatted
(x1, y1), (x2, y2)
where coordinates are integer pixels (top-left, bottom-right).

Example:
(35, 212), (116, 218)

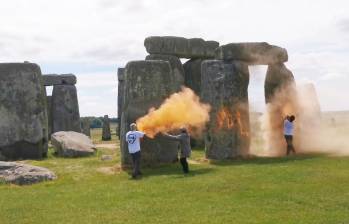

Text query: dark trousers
(130, 151), (141, 178)
(285, 135), (296, 155)
(180, 157), (189, 173)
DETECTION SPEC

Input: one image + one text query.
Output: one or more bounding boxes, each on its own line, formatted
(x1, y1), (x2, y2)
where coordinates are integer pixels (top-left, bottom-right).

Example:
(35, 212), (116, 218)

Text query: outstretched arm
(163, 133), (181, 141)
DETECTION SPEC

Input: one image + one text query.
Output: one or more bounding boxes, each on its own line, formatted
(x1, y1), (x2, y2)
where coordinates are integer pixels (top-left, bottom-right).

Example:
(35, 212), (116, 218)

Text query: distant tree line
(81, 117), (119, 129)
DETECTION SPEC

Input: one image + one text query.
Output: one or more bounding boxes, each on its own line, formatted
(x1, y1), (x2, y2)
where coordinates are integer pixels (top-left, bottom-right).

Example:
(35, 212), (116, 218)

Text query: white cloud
(75, 72), (118, 117)
(0, 0), (349, 114)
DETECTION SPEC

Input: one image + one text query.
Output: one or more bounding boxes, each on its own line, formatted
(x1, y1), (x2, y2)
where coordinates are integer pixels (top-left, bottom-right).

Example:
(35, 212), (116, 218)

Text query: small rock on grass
(0, 161), (56, 185)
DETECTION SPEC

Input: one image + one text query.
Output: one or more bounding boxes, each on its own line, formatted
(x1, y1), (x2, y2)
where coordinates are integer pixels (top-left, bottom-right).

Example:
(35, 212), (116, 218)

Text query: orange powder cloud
(136, 87), (211, 138)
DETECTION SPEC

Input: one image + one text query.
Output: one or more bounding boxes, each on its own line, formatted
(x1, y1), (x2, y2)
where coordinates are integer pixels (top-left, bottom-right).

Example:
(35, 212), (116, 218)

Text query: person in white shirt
(126, 123), (145, 179)
(284, 115), (296, 155)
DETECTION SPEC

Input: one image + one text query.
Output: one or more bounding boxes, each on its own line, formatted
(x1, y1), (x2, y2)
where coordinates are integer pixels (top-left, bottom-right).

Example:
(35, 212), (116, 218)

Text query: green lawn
(0, 129), (349, 224)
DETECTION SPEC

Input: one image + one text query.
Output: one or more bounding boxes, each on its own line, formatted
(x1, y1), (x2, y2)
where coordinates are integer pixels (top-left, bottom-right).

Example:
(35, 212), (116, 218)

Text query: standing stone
(51, 85), (81, 133)
(146, 54), (184, 90)
(47, 96), (53, 139)
(201, 60), (250, 160)
(183, 59), (204, 147)
(296, 83), (321, 151)
(263, 63), (297, 154)
(0, 63), (48, 160)
(215, 42), (288, 65)
(81, 118), (91, 137)
(264, 63), (295, 103)
(183, 59), (204, 95)
(117, 68), (125, 139)
(102, 115), (111, 141)
(120, 60), (179, 167)
(144, 36), (219, 59)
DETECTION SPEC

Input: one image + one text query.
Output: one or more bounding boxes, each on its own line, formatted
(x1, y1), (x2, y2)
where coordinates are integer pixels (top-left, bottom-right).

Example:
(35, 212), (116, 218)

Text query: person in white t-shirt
(284, 115), (296, 155)
(126, 123), (145, 178)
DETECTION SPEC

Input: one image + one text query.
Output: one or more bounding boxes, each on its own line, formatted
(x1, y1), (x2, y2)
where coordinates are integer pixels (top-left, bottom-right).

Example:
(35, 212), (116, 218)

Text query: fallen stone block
(51, 131), (96, 157)
(0, 161), (56, 185)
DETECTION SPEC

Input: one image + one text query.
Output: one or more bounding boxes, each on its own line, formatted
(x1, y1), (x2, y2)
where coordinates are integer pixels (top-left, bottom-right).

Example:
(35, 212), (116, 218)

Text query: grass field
(1, 121), (349, 223)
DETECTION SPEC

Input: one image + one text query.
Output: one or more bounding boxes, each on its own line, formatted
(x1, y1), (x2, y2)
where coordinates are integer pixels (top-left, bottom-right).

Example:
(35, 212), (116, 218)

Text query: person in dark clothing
(284, 115), (296, 155)
(164, 128), (191, 173)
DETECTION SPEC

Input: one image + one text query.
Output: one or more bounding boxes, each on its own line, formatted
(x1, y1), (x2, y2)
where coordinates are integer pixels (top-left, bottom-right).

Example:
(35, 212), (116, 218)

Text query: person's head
(289, 115), (295, 122)
(180, 127), (187, 134)
(130, 123), (137, 131)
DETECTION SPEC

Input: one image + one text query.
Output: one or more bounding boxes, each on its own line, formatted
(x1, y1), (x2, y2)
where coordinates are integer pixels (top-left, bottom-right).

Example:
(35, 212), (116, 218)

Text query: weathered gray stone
(264, 63), (295, 103)
(0, 161), (56, 185)
(51, 85), (81, 133)
(117, 68), (125, 139)
(144, 36), (219, 59)
(205, 41), (220, 58)
(0, 63), (48, 160)
(81, 118), (91, 137)
(182, 59), (205, 147)
(201, 60), (250, 160)
(102, 115), (111, 141)
(51, 131), (96, 157)
(146, 54), (184, 90)
(120, 60), (179, 167)
(42, 74), (77, 86)
(215, 42), (288, 65)
(47, 96), (53, 139)
(183, 59), (204, 95)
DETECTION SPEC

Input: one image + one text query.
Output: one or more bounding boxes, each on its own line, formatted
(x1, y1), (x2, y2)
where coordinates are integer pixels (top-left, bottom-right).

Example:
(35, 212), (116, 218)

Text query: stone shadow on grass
(130, 165), (214, 179)
(209, 154), (326, 167)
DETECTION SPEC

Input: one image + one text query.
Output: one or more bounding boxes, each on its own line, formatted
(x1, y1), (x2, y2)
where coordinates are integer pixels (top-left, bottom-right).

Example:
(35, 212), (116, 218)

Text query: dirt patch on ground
(97, 165), (122, 175)
(188, 159), (208, 164)
(95, 143), (117, 149)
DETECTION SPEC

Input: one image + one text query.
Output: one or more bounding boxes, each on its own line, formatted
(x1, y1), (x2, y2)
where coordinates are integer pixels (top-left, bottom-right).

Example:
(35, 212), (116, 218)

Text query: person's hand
(159, 132), (168, 137)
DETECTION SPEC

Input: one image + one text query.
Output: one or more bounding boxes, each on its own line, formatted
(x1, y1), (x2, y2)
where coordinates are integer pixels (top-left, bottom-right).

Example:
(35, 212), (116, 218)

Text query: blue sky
(1, 0), (348, 116)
